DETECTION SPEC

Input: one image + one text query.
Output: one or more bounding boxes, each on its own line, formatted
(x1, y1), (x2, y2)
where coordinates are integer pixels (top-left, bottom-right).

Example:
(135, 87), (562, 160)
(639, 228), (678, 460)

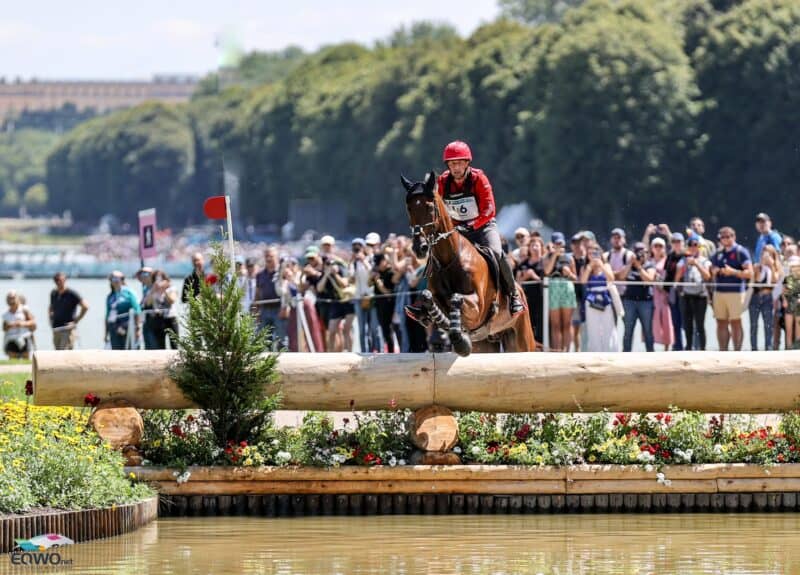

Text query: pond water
(25, 514), (800, 575)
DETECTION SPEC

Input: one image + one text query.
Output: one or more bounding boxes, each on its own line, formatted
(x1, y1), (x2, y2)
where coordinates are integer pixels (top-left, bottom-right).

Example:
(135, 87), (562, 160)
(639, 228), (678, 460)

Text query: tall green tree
(499, 0), (587, 24)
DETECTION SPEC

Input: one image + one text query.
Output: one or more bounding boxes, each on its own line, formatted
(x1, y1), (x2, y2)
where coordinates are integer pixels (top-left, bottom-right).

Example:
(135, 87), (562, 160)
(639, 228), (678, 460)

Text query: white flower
(656, 472), (671, 487)
(276, 450), (292, 463)
(176, 471), (191, 484)
(172, 471), (180, 477)
(713, 444), (723, 454)
(637, 451), (654, 463)
(398, 459), (406, 466)
(471, 445), (482, 455)
(389, 457), (398, 467)
(644, 464), (654, 472)
(656, 472), (665, 482)
(453, 446), (462, 454)
(272, 439), (280, 446)
(332, 453), (347, 464)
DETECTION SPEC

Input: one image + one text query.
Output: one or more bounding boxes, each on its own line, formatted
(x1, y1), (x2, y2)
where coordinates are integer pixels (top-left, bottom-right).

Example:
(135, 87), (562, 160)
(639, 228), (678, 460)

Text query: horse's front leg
(420, 290), (450, 329)
(449, 294), (472, 356)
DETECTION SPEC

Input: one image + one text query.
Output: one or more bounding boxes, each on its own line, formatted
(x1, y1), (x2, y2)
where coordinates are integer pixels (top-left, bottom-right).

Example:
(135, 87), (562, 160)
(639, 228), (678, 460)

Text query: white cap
(365, 232), (381, 246)
(651, 237), (666, 247)
(319, 235), (335, 246)
(514, 227), (530, 237)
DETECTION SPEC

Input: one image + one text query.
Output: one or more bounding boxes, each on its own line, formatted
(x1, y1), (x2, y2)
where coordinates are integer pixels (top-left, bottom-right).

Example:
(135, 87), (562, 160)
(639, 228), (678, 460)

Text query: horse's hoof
(451, 335), (472, 357)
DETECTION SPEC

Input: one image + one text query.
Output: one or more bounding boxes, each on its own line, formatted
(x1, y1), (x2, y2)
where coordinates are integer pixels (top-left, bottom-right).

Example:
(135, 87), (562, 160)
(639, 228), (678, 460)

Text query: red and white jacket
(437, 167), (495, 230)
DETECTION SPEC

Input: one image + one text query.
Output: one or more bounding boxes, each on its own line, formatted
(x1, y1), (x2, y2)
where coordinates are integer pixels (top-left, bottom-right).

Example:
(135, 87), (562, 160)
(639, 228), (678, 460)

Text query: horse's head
(402, 171), (438, 259)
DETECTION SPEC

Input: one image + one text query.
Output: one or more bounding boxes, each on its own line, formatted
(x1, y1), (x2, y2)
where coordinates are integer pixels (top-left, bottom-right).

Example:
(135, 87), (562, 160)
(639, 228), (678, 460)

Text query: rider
(438, 140), (524, 316)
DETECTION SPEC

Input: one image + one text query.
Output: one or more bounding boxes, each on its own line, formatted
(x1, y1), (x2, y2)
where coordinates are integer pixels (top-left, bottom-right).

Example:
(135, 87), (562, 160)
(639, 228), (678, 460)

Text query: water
(0, 279), (772, 352)
(17, 514), (800, 575)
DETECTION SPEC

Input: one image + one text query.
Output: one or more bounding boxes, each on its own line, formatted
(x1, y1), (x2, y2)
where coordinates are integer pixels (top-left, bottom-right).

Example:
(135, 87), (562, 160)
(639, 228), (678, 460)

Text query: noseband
(409, 198), (457, 249)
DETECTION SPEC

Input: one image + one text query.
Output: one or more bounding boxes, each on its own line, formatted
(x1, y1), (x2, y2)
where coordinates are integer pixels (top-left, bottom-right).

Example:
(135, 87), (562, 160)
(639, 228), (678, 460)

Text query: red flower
(239, 441), (248, 447)
(630, 429), (639, 437)
(778, 453), (786, 462)
(655, 413), (664, 422)
(205, 273), (218, 285)
(83, 393), (101, 407)
(24, 380), (33, 396)
(486, 441), (500, 454)
(343, 418), (350, 425)
(186, 415), (195, 422)
(364, 453), (378, 464)
(767, 440), (775, 449)
(224, 447), (233, 454)
(664, 414), (672, 424)
(515, 424), (532, 441)
(170, 425), (185, 438)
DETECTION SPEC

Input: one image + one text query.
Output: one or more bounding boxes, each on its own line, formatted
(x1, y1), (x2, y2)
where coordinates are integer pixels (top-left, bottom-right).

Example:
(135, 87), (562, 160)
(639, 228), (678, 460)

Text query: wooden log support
(33, 350), (800, 413)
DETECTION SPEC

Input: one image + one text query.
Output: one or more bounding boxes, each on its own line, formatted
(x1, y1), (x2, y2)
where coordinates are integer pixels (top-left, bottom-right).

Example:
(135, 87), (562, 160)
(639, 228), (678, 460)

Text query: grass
(0, 359), (31, 366)
(0, 372), (30, 402)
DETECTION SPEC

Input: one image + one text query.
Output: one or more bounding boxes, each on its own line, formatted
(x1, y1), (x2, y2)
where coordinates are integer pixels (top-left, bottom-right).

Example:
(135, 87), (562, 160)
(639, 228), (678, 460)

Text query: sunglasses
(719, 235), (733, 239)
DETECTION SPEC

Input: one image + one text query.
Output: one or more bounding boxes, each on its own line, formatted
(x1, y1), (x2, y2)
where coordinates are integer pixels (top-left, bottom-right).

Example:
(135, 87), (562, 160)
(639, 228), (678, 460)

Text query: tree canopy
(42, 0), (799, 239)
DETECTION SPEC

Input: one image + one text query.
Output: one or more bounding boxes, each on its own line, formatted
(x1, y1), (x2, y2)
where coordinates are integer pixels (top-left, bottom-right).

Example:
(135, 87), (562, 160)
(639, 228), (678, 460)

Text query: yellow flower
(129, 472), (136, 480)
(588, 454), (597, 462)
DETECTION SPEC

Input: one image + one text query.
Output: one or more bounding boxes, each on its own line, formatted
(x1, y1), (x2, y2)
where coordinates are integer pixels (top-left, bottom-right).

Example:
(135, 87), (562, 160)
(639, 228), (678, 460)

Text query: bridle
(409, 193), (457, 250)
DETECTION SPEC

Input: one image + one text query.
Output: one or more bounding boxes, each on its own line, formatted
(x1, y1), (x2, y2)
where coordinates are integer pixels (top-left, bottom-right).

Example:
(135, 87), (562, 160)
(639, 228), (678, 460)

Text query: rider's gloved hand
(455, 224), (473, 234)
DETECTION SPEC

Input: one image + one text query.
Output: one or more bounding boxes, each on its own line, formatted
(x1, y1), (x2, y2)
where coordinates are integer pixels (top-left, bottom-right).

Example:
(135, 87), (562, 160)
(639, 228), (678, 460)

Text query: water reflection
(26, 514), (800, 575)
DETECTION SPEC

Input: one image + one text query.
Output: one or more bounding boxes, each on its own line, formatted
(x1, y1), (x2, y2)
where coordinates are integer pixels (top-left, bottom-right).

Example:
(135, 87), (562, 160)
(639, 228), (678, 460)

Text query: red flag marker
(203, 196), (227, 220)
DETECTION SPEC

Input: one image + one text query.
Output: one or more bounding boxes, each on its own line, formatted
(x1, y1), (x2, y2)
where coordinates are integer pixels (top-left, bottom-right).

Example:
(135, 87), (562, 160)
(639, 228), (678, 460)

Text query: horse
(402, 170), (538, 355)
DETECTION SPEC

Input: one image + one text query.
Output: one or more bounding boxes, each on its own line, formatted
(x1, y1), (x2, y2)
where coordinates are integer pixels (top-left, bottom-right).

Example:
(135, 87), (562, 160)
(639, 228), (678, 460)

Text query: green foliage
(168, 244), (281, 447)
(23, 182), (47, 210)
(39, 0), (800, 236)
(499, 0), (588, 24)
(0, 129), (58, 214)
(0, 400), (153, 514)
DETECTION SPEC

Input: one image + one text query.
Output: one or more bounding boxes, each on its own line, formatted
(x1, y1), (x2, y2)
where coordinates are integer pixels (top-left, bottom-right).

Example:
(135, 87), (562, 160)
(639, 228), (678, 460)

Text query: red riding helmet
(442, 140), (472, 163)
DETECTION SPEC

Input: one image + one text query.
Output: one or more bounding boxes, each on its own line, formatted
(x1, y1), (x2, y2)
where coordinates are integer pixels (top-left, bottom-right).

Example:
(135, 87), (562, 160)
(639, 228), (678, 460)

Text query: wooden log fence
(33, 350), (800, 413)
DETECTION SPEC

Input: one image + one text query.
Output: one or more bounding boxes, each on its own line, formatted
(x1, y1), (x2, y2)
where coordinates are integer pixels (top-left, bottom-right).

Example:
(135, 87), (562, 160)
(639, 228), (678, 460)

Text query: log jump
(32, 350), (800, 413)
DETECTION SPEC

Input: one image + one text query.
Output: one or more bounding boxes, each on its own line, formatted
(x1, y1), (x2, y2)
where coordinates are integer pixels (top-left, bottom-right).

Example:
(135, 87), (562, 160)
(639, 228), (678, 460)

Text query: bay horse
(402, 171), (537, 355)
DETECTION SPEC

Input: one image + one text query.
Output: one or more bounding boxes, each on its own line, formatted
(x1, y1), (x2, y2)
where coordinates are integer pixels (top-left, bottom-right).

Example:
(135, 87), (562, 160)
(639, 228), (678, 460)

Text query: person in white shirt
(350, 237), (383, 352)
(238, 257), (259, 316)
(3, 290), (36, 359)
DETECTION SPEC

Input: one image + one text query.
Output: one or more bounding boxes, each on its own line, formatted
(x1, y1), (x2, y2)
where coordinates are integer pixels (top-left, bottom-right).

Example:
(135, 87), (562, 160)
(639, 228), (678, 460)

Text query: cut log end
(411, 405), (459, 452)
(88, 399), (144, 450)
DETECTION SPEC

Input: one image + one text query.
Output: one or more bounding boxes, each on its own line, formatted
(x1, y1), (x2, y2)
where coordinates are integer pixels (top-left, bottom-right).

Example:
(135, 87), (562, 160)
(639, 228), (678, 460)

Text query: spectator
(781, 256), (800, 349)
(404, 250), (429, 353)
(372, 253), (398, 352)
(181, 252), (205, 303)
(580, 244), (619, 352)
(749, 247), (778, 351)
(147, 270), (179, 349)
(665, 233), (685, 351)
(604, 228), (634, 296)
(364, 232), (381, 259)
(105, 271), (141, 350)
(515, 237), (545, 345)
(543, 232), (577, 352)
(689, 217), (716, 259)
(570, 233), (588, 351)
(621, 241), (657, 352)
(649, 237), (674, 351)
(781, 236), (797, 261)
(255, 247), (287, 350)
(675, 235), (712, 350)
(710, 227), (753, 351)
(318, 249), (354, 352)
(754, 213), (782, 262)
(351, 237), (382, 352)
(239, 257), (259, 315)
(511, 227), (530, 264)
(49, 272), (88, 350)
(3, 290), (35, 359)
(136, 267), (158, 349)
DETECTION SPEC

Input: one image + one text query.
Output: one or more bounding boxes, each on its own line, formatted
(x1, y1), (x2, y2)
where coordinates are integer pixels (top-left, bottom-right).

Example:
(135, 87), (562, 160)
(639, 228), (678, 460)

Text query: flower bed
(0, 390), (154, 515)
(139, 408), (800, 469)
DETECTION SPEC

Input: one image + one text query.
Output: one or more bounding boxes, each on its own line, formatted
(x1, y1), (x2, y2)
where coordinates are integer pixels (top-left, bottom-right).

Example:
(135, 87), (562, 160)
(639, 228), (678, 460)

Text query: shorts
(4, 338), (30, 354)
(53, 329), (75, 350)
(713, 291), (746, 321)
(329, 301), (355, 321)
(548, 277), (576, 311)
(316, 301), (331, 325)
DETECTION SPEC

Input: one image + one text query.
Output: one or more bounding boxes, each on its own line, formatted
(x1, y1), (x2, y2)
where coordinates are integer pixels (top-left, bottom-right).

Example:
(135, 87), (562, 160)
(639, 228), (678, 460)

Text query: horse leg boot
(498, 255), (524, 316)
(449, 293), (472, 356)
(420, 290), (449, 329)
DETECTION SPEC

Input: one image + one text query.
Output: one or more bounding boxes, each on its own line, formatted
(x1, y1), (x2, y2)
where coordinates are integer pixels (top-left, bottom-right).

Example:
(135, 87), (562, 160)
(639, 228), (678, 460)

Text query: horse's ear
(423, 171), (437, 198)
(400, 174), (415, 193)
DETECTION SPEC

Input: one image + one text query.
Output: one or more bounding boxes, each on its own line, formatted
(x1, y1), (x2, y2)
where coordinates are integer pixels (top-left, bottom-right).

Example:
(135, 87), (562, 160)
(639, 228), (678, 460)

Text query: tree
(499, 0), (587, 24)
(169, 245), (280, 446)
(23, 183), (47, 210)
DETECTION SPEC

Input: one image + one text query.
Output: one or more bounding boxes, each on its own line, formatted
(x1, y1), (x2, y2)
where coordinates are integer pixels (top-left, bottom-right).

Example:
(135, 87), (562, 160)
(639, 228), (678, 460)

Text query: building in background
(0, 76), (197, 119)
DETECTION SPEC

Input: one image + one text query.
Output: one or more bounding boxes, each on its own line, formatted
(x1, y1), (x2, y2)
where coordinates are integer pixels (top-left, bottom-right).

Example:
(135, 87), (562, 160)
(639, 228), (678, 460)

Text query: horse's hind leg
(449, 294), (472, 356)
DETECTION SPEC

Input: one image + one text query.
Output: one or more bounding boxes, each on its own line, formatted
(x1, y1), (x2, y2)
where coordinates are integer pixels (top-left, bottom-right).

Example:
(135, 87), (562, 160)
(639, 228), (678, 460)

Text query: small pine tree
(169, 244), (281, 446)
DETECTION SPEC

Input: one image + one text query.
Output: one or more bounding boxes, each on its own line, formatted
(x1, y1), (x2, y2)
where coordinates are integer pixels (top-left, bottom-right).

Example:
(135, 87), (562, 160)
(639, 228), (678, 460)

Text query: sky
(0, 0), (499, 80)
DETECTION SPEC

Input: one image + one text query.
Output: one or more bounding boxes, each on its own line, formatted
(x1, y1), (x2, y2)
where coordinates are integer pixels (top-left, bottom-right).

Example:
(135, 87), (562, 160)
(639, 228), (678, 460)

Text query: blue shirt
(754, 230), (782, 261)
(711, 244), (751, 293)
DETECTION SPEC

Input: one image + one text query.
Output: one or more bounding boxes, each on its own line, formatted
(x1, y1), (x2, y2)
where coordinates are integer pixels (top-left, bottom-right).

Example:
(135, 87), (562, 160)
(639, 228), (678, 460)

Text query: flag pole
(225, 195), (235, 273)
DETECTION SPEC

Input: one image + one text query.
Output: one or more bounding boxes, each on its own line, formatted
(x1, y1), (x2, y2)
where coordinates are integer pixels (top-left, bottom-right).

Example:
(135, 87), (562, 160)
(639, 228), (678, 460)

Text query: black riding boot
(498, 255), (524, 315)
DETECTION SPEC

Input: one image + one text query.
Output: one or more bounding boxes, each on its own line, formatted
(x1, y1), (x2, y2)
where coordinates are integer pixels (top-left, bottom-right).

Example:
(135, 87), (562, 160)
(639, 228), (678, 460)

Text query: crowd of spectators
(6, 213), (800, 356)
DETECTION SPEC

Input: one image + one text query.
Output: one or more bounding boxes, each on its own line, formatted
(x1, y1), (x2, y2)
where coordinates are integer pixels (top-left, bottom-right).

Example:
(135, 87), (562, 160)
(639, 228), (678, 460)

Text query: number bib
(444, 196), (479, 221)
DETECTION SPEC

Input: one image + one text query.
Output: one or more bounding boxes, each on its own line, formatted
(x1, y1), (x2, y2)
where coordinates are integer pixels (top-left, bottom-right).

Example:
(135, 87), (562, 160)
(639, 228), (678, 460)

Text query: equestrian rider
(438, 140), (524, 316)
